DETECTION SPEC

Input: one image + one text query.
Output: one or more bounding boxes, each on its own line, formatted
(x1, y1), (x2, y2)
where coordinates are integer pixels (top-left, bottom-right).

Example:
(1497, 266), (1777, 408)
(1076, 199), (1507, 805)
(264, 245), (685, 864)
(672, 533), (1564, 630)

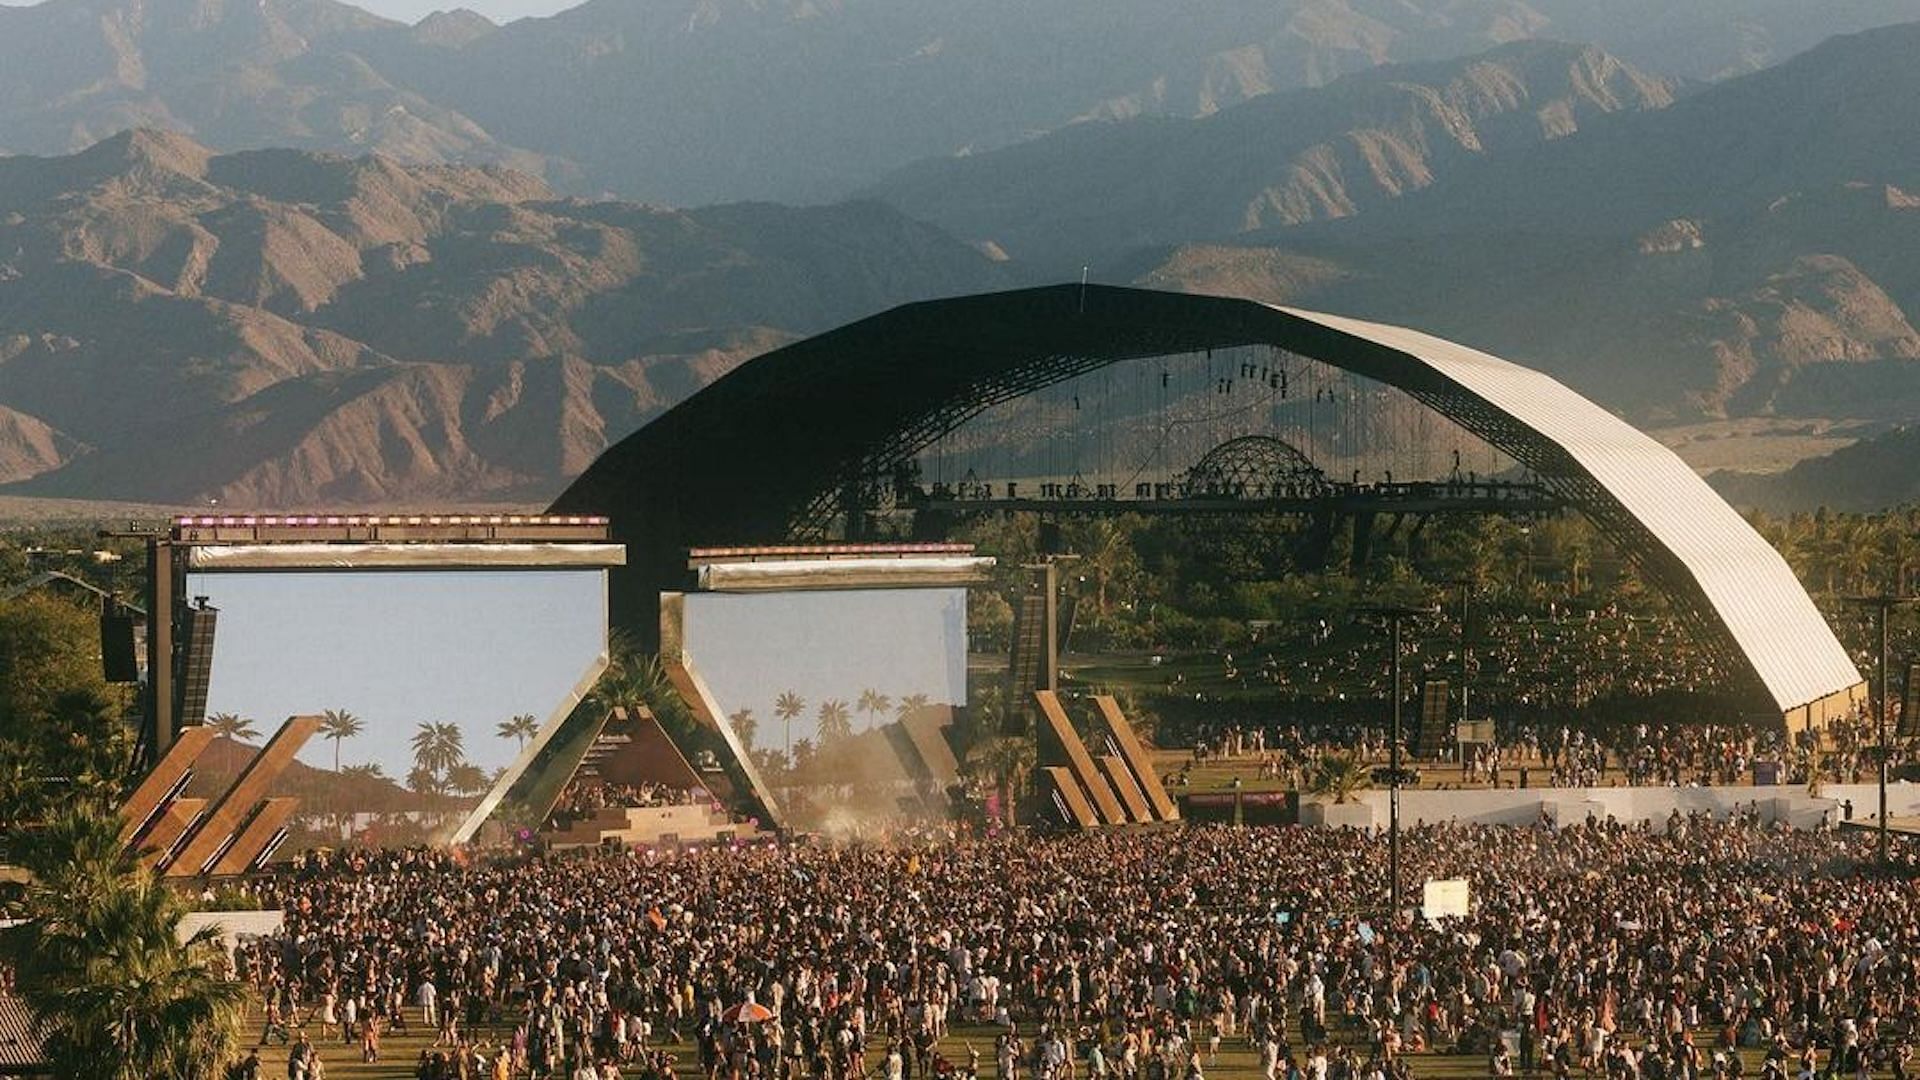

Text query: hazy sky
(680, 589), (968, 750)
(189, 569), (606, 779)
(0, 0), (573, 25)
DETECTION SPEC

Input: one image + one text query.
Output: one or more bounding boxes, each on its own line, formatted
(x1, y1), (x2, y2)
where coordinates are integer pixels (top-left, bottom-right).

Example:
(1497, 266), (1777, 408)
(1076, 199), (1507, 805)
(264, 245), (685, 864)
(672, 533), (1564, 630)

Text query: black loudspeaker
(100, 610), (140, 683)
(1038, 521), (1066, 556)
(1416, 680), (1451, 757)
(175, 603), (219, 729)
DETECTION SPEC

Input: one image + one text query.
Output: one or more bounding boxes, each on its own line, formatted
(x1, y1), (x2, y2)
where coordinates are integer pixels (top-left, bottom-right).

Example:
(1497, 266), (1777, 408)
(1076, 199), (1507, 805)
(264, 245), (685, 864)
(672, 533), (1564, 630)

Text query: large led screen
(181, 569), (608, 848)
(678, 587), (967, 833)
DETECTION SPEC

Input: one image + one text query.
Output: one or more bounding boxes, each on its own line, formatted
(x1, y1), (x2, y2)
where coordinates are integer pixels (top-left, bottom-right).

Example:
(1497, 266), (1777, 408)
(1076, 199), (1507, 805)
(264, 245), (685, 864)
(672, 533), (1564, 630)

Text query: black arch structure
(553, 284), (1861, 728)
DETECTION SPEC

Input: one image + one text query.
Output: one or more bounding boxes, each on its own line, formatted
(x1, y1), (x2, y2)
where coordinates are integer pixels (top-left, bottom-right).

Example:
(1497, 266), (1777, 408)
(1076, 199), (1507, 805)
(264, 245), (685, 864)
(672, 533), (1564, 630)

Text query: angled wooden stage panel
(1034, 691), (1128, 826)
(1041, 766), (1100, 829)
(119, 725), (217, 845)
(139, 798), (207, 869)
(1099, 754), (1155, 823)
(1093, 694), (1179, 821)
(164, 716), (321, 877)
(209, 797), (299, 877)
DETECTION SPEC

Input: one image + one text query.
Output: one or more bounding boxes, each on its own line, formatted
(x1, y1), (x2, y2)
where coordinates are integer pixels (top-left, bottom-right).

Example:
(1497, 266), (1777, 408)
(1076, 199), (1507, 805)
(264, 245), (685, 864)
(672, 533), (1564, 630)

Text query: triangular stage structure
(1033, 691), (1179, 829)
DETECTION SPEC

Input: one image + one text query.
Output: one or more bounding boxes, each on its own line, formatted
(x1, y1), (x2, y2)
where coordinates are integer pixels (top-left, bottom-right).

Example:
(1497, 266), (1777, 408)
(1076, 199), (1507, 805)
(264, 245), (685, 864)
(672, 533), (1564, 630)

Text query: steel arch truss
(553, 285), (1862, 726)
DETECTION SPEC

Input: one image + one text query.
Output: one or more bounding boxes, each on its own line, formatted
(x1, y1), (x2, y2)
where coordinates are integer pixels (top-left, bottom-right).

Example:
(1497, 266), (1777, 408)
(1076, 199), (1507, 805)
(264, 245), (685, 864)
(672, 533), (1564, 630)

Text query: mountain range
(865, 26), (1920, 423)
(0, 129), (1005, 503)
(3, 4), (1920, 508)
(1710, 427), (1920, 512)
(7, 0), (1920, 204)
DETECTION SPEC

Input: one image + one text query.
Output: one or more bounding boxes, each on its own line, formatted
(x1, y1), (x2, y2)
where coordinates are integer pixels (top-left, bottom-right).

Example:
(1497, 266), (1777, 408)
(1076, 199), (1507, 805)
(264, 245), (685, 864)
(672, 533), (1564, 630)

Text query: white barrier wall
(177, 909), (286, 962)
(1332, 782), (1920, 831)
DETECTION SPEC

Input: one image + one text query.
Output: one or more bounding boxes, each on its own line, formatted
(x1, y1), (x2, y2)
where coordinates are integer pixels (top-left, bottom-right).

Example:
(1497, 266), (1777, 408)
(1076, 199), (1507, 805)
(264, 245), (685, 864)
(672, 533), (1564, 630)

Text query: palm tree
(203, 712), (258, 743)
(319, 709), (363, 774)
(410, 722), (466, 791)
(895, 693), (932, 721)
(816, 699), (853, 745)
(45, 689), (131, 808)
(1073, 517), (1139, 624)
(445, 763), (491, 798)
(773, 691), (805, 764)
(26, 881), (246, 1079)
(856, 689), (892, 731)
(5, 807), (246, 1080)
(406, 765), (439, 798)
(590, 651), (683, 720)
(496, 713), (541, 751)
(790, 738), (816, 778)
(964, 734), (1036, 826)
(1307, 753), (1372, 804)
(727, 708), (757, 752)
(340, 762), (388, 830)
(0, 743), (44, 832)
(7, 806), (142, 908)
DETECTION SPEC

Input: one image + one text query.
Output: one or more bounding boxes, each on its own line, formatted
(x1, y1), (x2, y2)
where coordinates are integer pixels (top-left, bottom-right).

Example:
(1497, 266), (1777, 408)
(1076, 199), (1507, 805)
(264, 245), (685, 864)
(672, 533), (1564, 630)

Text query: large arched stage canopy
(553, 284), (1863, 729)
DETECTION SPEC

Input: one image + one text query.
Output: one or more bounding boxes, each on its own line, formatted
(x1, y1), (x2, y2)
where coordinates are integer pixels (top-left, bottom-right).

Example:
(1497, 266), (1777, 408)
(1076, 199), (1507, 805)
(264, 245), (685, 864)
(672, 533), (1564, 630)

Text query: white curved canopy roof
(1289, 305), (1860, 715)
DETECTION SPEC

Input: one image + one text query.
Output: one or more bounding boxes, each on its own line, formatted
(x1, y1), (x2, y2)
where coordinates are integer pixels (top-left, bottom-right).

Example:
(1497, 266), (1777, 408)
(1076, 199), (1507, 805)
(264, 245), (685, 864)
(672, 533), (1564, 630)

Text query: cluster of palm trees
(1747, 507), (1920, 599)
(1, 807), (246, 1078)
(204, 708), (542, 797)
(756, 688), (935, 772)
(409, 721), (487, 799)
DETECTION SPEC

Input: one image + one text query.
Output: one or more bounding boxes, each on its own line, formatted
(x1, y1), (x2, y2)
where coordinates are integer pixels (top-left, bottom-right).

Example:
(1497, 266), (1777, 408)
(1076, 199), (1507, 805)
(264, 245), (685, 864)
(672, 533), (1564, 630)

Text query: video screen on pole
(181, 569), (607, 849)
(677, 587), (968, 833)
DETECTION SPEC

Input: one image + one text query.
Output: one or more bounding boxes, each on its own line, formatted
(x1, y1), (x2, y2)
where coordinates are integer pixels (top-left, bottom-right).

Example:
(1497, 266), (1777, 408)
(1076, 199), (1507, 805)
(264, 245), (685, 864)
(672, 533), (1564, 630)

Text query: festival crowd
(1187, 711), (1908, 792)
(237, 818), (1920, 1080)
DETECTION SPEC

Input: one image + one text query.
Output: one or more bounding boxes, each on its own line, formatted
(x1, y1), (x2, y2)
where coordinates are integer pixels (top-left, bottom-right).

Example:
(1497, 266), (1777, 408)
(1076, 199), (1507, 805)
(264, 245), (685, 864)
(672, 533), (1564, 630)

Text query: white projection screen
(675, 584), (972, 834)
(182, 567), (610, 849)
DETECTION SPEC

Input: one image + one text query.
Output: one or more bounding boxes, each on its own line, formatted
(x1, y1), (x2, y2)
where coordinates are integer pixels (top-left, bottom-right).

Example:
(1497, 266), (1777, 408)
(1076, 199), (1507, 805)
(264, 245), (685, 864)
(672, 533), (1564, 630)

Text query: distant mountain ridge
(865, 40), (1676, 264)
(6, 0), (1920, 203)
(859, 24), (1920, 421)
(0, 131), (1008, 504)
(6, 12), (1920, 506)
(1711, 427), (1920, 512)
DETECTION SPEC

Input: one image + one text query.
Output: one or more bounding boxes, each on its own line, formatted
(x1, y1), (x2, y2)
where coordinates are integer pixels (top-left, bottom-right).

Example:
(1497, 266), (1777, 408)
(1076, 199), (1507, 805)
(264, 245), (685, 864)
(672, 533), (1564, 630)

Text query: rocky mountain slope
(1711, 426), (1920, 512)
(0, 0), (563, 179)
(6, 15), (1920, 505)
(862, 26), (1920, 421)
(866, 41), (1677, 264)
(7, 0), (1920, 204)
(0, 131), (1008, 504)
(1137, 184), (1920, 421)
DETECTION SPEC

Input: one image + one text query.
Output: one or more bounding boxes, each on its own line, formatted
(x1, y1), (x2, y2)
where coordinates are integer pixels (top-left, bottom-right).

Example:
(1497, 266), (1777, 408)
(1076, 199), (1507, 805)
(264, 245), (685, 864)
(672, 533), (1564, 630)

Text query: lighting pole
(1358, 603), (1433, 916)
(1844, 594), (1911, 867)
(1441, 579), (1476, 755)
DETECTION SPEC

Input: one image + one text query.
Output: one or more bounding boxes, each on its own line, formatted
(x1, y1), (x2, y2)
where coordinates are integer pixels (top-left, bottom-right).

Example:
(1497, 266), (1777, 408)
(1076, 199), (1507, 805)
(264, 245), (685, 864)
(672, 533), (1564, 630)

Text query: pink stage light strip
(689, 542), (974, 558)
(173, 514), (610, 527)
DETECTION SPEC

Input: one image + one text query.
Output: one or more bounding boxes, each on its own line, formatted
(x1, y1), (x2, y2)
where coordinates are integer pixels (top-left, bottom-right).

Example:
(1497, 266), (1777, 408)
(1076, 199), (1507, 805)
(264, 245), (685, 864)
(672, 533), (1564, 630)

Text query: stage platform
(1840, 815), (1920, 838)
(543, 803), (757, 849)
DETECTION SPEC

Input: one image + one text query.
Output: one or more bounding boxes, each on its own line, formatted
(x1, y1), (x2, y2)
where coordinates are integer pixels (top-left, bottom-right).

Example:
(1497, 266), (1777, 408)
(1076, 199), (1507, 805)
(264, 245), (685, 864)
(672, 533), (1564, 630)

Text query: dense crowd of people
(1184, 707), (1913, 792)
(1161, 596), (1920, 746)
(239, 817), (1920, 1080)
(1180, 606), (1730, 716)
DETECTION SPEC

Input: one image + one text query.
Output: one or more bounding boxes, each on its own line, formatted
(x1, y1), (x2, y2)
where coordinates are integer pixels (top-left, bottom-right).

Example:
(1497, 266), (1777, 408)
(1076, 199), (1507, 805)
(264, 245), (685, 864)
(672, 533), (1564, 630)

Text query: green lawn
(240, 1009), (1796, 1079)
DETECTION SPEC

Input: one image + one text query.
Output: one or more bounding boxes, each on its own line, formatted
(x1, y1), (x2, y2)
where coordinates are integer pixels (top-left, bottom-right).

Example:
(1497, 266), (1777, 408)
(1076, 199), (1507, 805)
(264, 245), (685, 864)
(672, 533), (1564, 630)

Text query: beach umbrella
(722, 1002), (774, 1024)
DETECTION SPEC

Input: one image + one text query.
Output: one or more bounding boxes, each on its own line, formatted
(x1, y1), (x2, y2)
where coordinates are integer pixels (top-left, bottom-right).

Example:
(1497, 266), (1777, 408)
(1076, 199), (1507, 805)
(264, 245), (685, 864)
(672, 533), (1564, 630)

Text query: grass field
(238, 1008), (1807, 1080)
